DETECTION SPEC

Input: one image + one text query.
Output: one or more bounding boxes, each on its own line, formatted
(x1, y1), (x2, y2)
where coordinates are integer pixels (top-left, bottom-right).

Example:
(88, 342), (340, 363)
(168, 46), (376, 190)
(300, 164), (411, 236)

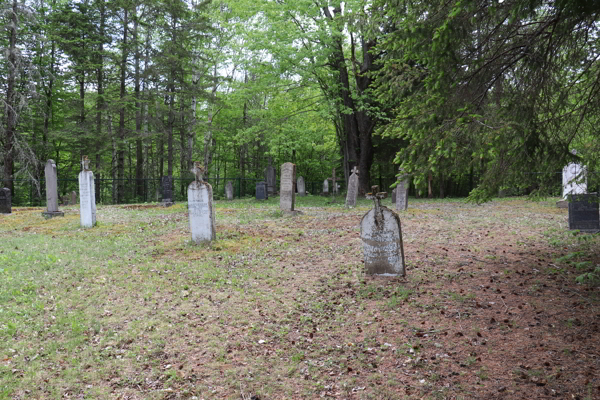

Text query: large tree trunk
(117, 8), (129, 203)
(3, 0), (18, 192)
(95, 0), (105, 200)
(134, 12), (144, 199)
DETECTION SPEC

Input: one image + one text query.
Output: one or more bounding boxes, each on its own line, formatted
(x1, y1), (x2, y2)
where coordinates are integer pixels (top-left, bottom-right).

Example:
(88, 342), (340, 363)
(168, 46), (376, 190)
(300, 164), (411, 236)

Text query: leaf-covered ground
(1, 196), (599, 399)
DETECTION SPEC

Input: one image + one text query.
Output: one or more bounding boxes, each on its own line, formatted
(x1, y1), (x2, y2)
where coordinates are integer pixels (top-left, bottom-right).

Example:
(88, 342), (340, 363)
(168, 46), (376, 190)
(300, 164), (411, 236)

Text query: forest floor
(0, 196), (599, 400)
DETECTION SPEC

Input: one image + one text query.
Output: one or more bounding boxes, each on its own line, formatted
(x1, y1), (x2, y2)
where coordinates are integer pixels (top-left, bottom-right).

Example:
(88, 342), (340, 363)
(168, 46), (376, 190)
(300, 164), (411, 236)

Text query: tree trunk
(134, 11), (144, 199)
(3, 0), (18, 192)
(117, 8), (128, 204)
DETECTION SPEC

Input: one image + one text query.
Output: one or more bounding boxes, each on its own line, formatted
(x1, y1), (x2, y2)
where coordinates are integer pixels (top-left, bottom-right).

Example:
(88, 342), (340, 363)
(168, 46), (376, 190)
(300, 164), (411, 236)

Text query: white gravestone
(361, 186), (405, 276)
(297, 176), (306, 196)
(396, 168), (409, 211)
(562, 151), (587, 199)
(280, 162), (296, 212)
(225, 181), (234, 200)
(188, 163), (216, 243)
(78, 156), (97, 228)
(323, 179), (329, 195)
(42, 159), (64, 218)
(345, 166), (359, 208)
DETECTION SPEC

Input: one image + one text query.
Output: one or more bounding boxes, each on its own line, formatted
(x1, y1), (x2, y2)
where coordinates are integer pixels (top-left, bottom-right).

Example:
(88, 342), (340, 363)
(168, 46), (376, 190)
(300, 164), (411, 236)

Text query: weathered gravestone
(345, 166), (359, 208)
(391, 188), (397, 204)
(78, 156), (97, 228)
(280, 162), (296, 212)
(327, 167), (342, 196)
(396, 169), (409, 211)
(568, 194), (599, 232)
(161, 175), (174, 207)
(256, 181), (268, 200)
(71, 191), (77, 205)
(188, 163), (216, 243)
(360, 186), (406, 276)
(0, 188), (11, 214)
(322, 179), (329, 195)
(558, 150), (588, 208)
(42, 159), (64, 218)
(225, 181), (234, 200)
(297, 176), (306, 197)
(265, 164), (276, 196)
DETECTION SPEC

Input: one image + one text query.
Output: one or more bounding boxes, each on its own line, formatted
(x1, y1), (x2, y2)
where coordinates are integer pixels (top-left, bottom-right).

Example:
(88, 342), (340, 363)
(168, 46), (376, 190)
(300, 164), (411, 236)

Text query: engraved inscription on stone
(280, 162), (296, 211)
(188, 181), (216, 243)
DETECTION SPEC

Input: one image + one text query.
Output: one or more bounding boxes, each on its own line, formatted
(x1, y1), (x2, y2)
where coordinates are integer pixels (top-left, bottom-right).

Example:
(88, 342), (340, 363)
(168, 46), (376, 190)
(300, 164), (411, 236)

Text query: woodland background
(1, 0), (600, 204)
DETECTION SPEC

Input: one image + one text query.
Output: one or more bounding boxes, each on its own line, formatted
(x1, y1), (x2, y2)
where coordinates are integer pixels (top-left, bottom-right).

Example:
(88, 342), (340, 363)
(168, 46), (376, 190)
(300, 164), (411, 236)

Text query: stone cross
(327, 167), (342, 195)
(191, 162), (205, 183)
(365, 185), (387, 225)
(78, 155), (97, 228)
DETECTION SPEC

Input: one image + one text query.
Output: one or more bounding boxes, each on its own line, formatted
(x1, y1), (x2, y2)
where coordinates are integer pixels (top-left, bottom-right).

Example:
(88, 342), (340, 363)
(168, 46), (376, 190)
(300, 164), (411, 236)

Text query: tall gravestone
(297, 176), (306, 197)
(391, 188), (397, 204)
(345, 166), (359, 208)
(42, 159), (64, 218)
(225, 181), (234, 200)
(78, 156), (97, 228)
(188, 163), (216, 243)
(265, 164), (276, 196)
(360, 186), (405, 276)
(161, 175), (174, 207)
(568, 194), (599, 232)
(396, 168), (409, 211)
(280, 162), (296, 212)
(322, 179), (329, 195)
(0, 188), (11, 214)
(256, 181), (268, 200)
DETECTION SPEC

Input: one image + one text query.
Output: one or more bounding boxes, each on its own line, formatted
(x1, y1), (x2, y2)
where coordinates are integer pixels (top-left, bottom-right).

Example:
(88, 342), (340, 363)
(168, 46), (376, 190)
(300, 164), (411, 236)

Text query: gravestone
(396, 169), (409, 211)
(225, 181), (234, 200)
(327, 167), (342, 196)
(558, 150), (588, 208)
(391, 188), (397, 204)
(71, 191), (77, 205)
(265, 164), (276, 196)
(297, 176), (306, 197)
(322, 179), (329, 195)
(0, 188), (11, 214)
(256, 181), (268, 200)
(188, 163), (216, 243)
(78, 156), (97, 228)
(161, 175), (174, 207)
(345, 166), (359, 208)
(280, 162), (296, 212)
(568, 194), (599, 232)
(42, 159), (64, 218)
(360, 186), (405, 276)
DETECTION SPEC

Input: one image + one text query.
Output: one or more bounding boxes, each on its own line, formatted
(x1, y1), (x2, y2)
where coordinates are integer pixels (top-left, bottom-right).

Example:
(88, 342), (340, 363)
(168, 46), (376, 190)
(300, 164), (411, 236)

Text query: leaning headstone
(280, 162), (296, 212)
(225, 181), (234, 200)
(322, 179), (329, 195)
(0, 188), (11, 214)
(345, 166), (359, 208)
(568, 194), (599, 232)
(42, 159), (64, 218)
(70, 191), (77, 205)
(360, 186), (405, 276)
(188, 163), (216, 243)
(297, 176), (306, 197)
(396, 169), (409, 211)
(265, 164), (276, 196)
(256, 181), (268, 200)
(558, 150), (587, 208)
(78, 156), (97, 228)
(161, 175), (174, 207)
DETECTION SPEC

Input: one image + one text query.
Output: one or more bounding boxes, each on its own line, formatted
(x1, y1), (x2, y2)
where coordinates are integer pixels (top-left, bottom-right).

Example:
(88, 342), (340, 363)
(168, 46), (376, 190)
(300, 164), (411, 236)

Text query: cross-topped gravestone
(280, 162), (296, 212)
(297, 176), (306, 196)
(345, 166), (359, 208)
(396, 167), (409, 211)
(161, 175), (174, 207)
(225, 181), (234, 200)
(0, 188), (11, 214)
(360, 185), (406, 276)
(78, 155), (97, 228)
(188, 162), (215, 243)
(327, 167), (342, 195)
(42, 159), (64, 219)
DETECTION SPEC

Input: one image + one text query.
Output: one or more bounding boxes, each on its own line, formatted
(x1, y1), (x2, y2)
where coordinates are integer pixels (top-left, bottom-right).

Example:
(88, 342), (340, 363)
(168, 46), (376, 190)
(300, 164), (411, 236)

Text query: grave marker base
(42, 211), (65, 219)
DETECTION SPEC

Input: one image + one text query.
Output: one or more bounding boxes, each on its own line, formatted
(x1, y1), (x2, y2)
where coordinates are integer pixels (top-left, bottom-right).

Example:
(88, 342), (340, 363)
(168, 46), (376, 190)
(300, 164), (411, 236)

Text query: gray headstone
(79, 157), (97, 228)
(391, 188), (397, 204)
(323, 179), (329, 195)
(225, 181), (234, 200)
(568, 194), (599, 232)
(361, 187), (405, 276)
(256, 181), (268, 200)
(161, 175), (174, 206)
(297, 176), (306, 196)
(265, 165), (276, 195)
(71, 191), (77, 205)
(42, 159), (64, 218)
(280, 162), (296, 212)
(188, 180), (216, 243)
(345, 166), (359, 208)
(0, 188), (11, 214)
(396, 170), (409, 211)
